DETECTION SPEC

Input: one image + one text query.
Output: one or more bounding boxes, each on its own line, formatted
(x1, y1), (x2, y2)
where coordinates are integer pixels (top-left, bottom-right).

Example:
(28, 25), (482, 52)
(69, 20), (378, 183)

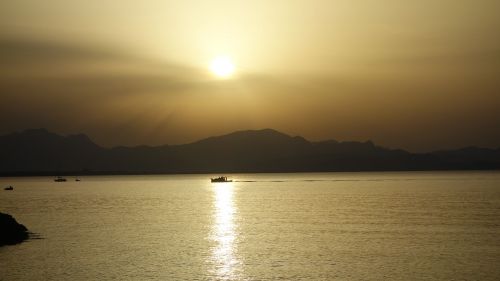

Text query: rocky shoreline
(0, 212), (29, 246)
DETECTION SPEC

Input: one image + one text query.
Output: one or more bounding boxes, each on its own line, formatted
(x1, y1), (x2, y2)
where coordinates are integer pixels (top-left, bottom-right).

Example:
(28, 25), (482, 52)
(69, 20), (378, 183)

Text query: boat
(75, 178), (81, 182)
(54, 176), (67, 182)
(211, 176), (232, 183)
(4, 186), (13, 191)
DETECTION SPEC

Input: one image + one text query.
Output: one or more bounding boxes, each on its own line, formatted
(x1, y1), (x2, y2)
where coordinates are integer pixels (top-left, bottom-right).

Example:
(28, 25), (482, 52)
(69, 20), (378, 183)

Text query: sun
(210, 56), (235, 78)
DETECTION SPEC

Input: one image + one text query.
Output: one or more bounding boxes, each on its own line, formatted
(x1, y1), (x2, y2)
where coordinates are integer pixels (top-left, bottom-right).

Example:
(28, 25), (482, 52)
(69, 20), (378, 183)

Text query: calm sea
(1, 172), (499, 280)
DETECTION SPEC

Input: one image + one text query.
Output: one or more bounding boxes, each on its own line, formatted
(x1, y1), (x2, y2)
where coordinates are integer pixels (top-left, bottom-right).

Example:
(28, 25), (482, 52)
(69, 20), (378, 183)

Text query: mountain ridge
(0, 128), (499, 175)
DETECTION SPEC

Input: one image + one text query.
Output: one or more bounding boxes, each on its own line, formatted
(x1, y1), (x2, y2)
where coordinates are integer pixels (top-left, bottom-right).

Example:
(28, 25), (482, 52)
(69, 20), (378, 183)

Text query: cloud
(0, 36), (283, 94)
(0, 36), (208, 79)
(0, 37), (122, 64)
(0, 36), (223, 101)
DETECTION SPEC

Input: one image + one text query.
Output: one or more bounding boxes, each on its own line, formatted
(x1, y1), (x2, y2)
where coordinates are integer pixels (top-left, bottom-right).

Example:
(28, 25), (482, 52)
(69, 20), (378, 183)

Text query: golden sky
(1, 0), (499, 151)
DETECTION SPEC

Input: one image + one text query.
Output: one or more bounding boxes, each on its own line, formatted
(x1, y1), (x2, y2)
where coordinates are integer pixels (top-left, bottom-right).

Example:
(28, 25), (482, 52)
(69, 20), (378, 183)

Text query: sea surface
(1, 172), (499, 280)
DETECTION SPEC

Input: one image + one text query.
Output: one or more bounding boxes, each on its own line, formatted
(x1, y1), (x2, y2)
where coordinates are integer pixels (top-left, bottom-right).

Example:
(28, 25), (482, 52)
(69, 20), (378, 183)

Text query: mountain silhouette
(0, 128), (499, 175)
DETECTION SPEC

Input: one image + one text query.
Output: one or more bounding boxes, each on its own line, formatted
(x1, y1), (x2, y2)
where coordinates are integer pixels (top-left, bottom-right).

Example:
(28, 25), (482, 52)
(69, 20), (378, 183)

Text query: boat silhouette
(211, 176), (232, 183)
(54, 176), (67, 182)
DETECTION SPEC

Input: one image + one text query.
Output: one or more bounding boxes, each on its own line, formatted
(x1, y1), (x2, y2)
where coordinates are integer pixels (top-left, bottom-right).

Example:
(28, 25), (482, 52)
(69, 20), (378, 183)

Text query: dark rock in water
(0, 212), (29, 246)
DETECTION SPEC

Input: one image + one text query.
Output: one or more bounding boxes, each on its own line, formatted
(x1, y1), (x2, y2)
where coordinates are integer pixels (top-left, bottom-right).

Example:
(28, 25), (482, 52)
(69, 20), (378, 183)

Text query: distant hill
(0, 128), (499, 175)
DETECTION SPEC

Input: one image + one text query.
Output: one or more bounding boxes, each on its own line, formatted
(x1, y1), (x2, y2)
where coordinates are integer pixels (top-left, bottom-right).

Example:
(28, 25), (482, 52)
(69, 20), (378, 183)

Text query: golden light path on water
(210, 182), (243, 280)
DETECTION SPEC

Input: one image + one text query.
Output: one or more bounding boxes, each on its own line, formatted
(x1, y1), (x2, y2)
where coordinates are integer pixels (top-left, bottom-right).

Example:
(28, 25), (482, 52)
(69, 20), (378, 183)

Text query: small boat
(4, 186), (13, 191)
(211, 176), (232, 183)
(54, 176), (67, 182)
(75, 178), (81, 182)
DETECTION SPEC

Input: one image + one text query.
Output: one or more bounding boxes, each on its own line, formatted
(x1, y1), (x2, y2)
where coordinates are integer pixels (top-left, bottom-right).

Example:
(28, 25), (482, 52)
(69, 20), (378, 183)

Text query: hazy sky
(1, 0), (499, 151)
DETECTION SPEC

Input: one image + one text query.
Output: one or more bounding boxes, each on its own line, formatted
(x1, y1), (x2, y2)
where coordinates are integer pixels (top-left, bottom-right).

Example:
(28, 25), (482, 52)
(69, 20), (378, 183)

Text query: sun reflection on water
(210, 182), (242, 280)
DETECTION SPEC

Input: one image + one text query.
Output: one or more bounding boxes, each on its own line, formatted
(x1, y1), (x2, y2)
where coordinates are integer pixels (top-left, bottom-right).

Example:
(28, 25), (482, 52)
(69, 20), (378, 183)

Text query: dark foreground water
(1, 172), (499, 280)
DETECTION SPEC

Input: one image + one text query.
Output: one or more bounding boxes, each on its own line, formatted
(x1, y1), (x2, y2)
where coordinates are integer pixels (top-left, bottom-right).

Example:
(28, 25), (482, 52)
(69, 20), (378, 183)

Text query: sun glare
(210, 56), (235, 78)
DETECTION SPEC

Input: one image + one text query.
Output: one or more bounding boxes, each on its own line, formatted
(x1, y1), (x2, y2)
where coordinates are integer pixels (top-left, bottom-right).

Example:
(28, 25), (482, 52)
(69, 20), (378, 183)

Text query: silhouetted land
(0, 212), (29, 246)
(0, 128), (499, 175)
